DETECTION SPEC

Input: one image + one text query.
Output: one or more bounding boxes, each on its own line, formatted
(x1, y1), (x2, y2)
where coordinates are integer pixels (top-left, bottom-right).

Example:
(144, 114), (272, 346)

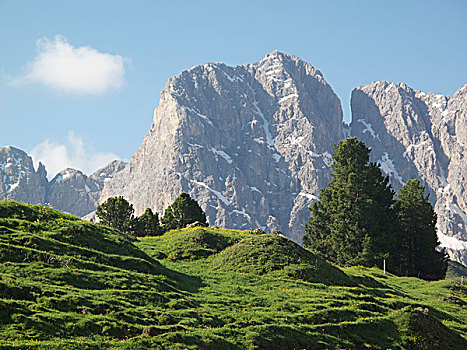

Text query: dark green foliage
(96, 196), (135, 233)
(394, 179), (448, 280)
(161, 192), (207, 230)
(303, 138), (396, 268)
(134, 208), (163, 236)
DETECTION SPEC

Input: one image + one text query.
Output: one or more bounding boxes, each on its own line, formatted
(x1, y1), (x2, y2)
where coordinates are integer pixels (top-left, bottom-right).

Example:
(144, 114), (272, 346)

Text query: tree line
(96, 192), (207, 236)
(303, 138), (448, 280)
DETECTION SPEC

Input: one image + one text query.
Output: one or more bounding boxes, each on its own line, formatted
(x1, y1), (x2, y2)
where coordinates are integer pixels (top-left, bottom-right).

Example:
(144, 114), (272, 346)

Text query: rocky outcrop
(101, 51), (344, 241)
(47, 168), (101, 217)
(350, 82), (467, 265)
(0, 145), (126, 217)
(90, 160), (128, 188)
(0, 146), (48, 204)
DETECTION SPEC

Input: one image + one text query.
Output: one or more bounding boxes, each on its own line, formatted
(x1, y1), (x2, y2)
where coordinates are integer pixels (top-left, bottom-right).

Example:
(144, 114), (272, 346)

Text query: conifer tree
(303, 138), (397, 268)
(96, 196), (135, 233)
(162, 192), (207, 230)
(134, 208), (164, 236)
(395, 179), (447, 280)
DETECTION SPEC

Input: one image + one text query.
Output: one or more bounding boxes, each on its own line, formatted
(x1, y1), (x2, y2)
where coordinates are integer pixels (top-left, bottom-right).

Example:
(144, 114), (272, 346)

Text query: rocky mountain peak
(101, 52), (343, 241)
(90, 160), (128, 186)
(50, 168), (85, 184)
(46, 161), (127, 217)
(256, 50), (324, 81)
(37, 162), (47, 179)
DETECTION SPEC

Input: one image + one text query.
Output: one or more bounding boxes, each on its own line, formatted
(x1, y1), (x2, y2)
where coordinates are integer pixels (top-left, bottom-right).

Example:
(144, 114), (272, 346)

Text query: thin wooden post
(383, 259), (386, 275)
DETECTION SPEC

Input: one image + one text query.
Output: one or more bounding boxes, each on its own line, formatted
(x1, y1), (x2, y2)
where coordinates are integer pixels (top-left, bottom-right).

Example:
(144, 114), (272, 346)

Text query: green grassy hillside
(0, 201), (466, 349)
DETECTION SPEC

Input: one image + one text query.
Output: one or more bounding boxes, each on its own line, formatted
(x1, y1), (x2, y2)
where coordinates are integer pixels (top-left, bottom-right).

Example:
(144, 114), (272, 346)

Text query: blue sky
(1, 0), (466, 177)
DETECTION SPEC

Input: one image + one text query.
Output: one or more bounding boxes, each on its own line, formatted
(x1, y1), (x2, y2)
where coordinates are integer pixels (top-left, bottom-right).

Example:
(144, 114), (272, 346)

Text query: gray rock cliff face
(350, 82), (467, 265)
(47, 168), (101, 217)
(101, 51), (344, 241)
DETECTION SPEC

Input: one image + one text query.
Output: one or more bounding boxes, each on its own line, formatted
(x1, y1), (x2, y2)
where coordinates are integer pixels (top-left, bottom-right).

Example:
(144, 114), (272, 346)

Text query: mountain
(101, 51), (344, 241)
(350, 81), (467, 265)
(0, 145), (126, 217)
(3, 52), (466, 266)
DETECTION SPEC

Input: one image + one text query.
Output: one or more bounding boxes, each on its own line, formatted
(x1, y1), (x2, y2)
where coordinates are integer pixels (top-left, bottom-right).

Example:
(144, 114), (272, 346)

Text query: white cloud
(30, 131), (120, 179)
(17, 35), (129, 95)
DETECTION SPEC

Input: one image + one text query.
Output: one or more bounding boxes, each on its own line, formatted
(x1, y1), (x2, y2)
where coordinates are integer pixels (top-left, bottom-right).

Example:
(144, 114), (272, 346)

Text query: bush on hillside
(161, 193), (207, 230)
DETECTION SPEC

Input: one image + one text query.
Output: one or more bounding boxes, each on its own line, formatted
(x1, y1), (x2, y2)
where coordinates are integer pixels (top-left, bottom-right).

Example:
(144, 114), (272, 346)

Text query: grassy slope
(0, 201), (466, 349)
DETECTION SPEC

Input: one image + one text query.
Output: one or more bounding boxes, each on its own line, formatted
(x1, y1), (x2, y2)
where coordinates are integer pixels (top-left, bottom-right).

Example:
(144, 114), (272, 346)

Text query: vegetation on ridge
(97, 192), (206, 237)
(0, 200), (466, 349)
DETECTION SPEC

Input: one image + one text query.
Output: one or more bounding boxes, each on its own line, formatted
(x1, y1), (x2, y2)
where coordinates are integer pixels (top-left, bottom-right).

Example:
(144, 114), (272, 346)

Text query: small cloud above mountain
(13, 35), (130, 95)
(30, 131), (120, 178)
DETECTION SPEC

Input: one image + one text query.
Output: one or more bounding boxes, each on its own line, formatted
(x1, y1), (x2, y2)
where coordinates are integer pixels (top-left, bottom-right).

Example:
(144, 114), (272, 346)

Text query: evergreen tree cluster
(96, 192), (207, 236)
(303, 138), (448, 280)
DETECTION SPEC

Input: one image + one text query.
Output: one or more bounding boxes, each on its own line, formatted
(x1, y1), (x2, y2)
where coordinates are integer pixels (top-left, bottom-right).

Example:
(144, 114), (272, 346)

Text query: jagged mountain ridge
(0, 146), (126, 217)
(101, 51), (344, 241)
(351, 81), (467, 265)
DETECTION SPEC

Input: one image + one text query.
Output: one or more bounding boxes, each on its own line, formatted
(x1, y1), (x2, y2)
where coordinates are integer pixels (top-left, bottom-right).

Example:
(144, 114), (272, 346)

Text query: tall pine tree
(394, 179), (447, 280)
(303, 138), (397, 268)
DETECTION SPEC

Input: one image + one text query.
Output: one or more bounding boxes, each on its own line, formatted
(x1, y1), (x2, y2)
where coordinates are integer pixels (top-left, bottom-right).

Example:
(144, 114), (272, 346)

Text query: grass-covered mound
(137, 227), (249, 261)
(1, 201), (467, 349)
(210, 234), (352, 285)
(0, 201), (166, 274)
